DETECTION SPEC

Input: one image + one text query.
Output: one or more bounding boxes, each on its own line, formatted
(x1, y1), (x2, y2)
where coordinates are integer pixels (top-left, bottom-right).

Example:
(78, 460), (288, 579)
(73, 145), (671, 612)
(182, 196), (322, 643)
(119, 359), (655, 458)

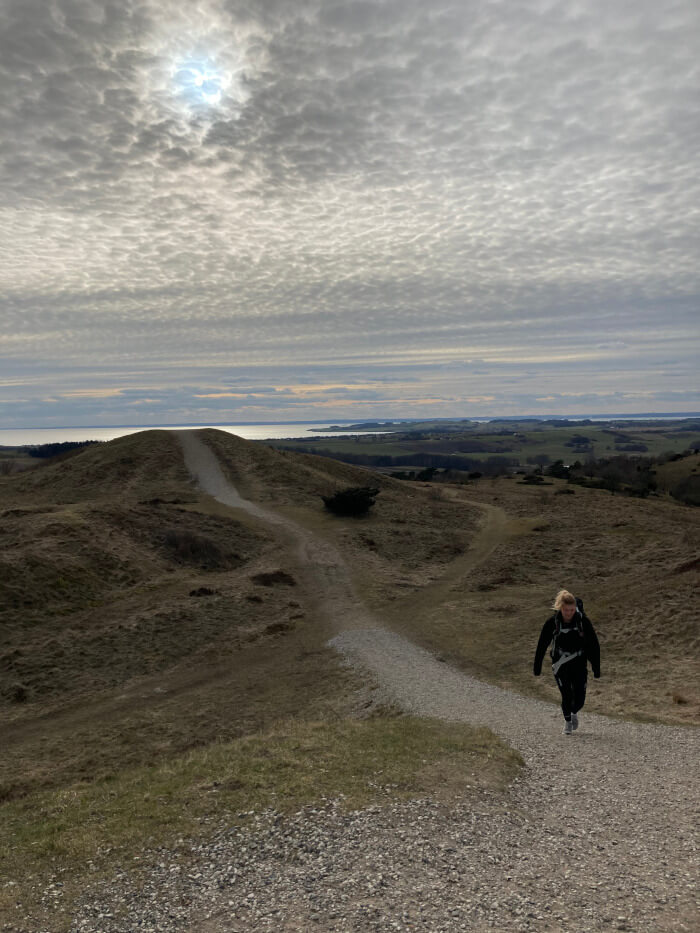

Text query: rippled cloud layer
(1, 0), (698, 425)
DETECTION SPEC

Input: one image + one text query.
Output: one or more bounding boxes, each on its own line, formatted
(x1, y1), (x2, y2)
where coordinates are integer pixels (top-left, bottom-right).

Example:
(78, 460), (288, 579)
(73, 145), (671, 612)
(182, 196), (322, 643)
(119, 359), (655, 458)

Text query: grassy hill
(0, 430), (508, 931)
(1, 427), (697, 930)
(201, 428), (480, 584)
(4, 428), (695, 730)
(0, 432), (275, 713)
(652, 451), (700, 504)
(2, 430), (189, 503)
(376, 476), (699, 728)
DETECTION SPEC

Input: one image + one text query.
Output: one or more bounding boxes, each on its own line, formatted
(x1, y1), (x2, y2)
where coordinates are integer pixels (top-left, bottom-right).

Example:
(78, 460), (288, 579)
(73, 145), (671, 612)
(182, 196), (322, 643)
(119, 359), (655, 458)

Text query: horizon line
(2, 410), (699, 432)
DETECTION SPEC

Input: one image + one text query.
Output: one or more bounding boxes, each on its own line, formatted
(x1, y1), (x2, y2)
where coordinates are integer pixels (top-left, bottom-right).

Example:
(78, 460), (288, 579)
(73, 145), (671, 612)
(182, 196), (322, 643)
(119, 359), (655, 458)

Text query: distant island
(309, 421), (407, 432)
(308, 414), (700, 434)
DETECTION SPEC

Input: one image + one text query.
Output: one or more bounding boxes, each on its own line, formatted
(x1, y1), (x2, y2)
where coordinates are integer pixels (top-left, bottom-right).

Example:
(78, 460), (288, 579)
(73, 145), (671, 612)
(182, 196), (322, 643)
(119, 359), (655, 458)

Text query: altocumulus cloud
(0, 0), (698, 427)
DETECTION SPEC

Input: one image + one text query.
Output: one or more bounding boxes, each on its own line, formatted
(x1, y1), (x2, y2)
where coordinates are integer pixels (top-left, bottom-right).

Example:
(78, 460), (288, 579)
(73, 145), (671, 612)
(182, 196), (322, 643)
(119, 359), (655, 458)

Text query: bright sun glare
(175, 60), (227, 107)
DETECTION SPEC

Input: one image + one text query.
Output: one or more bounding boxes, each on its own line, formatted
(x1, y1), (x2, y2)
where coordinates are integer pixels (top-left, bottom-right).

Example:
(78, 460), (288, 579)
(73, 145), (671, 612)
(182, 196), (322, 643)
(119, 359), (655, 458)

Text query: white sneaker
(571, 713), (579, 731)
(563, 720), (573, 735)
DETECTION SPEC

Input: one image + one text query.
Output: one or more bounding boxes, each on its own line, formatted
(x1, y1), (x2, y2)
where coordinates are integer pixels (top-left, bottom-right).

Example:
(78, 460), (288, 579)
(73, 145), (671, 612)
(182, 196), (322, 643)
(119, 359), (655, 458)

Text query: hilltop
(0, 430), (481, 792)
(2, 430), (190, 503)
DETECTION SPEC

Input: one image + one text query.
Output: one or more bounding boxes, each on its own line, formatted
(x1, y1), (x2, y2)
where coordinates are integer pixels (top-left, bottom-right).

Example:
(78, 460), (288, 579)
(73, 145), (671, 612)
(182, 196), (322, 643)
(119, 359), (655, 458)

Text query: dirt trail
(384, 492), (524, 627)
(179, 430), (397, 633)
(176, 429), (699, 933)
(177, 430), (509, 635)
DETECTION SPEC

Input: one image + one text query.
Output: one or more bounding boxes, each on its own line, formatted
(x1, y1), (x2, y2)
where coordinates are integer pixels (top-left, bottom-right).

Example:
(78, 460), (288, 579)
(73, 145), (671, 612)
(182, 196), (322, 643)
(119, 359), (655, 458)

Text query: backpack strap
(551, 607), (585, 673)
(552, 649), (583, 675)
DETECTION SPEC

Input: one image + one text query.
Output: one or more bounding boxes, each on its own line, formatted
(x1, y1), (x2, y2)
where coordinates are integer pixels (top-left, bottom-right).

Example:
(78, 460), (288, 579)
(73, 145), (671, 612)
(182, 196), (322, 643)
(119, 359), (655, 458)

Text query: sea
(0, 421), (400, 447)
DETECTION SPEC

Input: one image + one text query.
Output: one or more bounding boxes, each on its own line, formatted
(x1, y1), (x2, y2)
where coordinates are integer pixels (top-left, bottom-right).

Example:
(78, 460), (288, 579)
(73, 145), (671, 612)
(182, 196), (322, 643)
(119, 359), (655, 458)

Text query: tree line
(24, 441), (102, 459)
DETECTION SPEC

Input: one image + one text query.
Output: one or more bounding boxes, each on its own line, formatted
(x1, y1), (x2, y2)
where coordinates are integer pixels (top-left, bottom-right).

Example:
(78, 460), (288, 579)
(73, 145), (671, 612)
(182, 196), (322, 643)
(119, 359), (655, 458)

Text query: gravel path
(69, 431), (699, 933)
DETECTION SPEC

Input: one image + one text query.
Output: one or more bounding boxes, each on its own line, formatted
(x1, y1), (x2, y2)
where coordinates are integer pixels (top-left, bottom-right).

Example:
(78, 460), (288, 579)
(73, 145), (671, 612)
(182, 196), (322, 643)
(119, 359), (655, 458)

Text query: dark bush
(250, 570), (297, 587)
(9, 683), (28, 703)
(24, 441), (101, 459)
(189, 587), (218, 597)
(322, 486), (379, 516)
(670, 476), (700, 507)
(162, 530), (230, 569)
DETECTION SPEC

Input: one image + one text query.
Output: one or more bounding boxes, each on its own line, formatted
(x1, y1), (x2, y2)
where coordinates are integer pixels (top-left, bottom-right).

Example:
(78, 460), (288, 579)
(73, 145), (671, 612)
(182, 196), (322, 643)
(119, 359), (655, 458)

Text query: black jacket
(533, 610), (600, 678)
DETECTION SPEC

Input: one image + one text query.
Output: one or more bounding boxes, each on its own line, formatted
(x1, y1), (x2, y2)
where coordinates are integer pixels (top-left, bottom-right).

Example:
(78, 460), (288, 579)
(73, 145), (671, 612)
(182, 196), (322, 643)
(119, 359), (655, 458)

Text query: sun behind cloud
(144, 3), (264, 123)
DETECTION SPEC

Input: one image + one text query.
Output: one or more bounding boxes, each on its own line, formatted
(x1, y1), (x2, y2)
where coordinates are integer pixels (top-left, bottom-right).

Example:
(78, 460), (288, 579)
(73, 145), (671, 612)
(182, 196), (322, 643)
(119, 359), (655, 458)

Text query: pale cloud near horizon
(0, 0), (699, 427)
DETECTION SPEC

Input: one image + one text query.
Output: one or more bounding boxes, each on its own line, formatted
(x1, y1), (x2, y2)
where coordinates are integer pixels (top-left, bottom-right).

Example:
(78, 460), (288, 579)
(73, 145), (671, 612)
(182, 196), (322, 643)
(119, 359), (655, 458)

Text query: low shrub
(670, 475), (700, 507)
(322, 486), (379, 516)
(162, 530), (233, 569)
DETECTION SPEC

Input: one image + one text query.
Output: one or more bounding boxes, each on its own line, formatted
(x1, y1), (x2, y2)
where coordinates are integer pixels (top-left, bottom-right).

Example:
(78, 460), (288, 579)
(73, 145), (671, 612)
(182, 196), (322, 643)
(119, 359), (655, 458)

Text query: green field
(269, 417), (700, 470)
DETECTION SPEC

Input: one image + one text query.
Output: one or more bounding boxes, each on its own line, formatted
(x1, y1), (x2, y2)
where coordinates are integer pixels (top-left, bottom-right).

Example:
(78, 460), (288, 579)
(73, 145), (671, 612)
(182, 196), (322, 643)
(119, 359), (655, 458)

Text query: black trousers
(554, 659), (588, 719)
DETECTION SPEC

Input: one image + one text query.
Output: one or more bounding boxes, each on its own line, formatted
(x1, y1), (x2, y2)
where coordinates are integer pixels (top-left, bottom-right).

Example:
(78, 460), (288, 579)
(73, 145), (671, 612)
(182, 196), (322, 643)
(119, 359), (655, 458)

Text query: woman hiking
(534, 589), (601, 734)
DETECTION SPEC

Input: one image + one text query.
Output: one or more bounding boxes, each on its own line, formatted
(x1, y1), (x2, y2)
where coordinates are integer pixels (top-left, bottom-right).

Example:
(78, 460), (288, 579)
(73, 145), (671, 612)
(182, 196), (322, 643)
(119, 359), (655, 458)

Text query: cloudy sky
(1, 0), (699, 428)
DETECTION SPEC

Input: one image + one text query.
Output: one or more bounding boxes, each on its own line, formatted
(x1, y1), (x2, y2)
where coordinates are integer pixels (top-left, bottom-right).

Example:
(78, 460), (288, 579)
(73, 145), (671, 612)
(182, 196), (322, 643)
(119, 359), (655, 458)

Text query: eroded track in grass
(177, 430), (512, 636)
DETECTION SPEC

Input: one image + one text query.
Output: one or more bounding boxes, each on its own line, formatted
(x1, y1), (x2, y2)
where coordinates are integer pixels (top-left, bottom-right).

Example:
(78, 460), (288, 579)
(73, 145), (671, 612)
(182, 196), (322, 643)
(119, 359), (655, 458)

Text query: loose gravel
(60, 434), (700, 932)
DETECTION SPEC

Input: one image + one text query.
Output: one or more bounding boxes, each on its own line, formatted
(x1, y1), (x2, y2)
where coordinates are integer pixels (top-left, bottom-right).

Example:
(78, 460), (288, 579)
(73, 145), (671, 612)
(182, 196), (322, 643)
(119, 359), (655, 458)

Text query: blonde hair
(553, 589), (576, 612)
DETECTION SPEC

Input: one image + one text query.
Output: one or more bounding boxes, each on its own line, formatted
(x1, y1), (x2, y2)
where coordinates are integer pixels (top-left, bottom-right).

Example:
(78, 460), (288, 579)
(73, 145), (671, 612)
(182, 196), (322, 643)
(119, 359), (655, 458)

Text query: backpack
(551, 597), (585, 673)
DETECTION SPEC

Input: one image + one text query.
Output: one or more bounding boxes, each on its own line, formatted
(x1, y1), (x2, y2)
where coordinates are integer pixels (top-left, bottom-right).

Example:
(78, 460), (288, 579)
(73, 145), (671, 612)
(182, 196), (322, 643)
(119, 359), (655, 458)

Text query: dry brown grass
(1, 428), (697, 929)
(1, 433), (351, 792)
(366, 477), (699, 726)
(0, 429), (517, 930)
(0, 499), (277, 713)
(203, 429), (481, 602)
(2, 430), (189, 504)
(184, 431), (700, 725)
(183, 431), (700, 724)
